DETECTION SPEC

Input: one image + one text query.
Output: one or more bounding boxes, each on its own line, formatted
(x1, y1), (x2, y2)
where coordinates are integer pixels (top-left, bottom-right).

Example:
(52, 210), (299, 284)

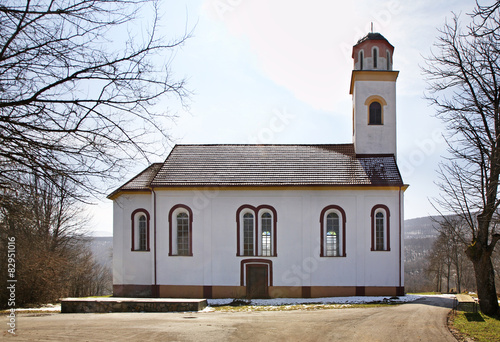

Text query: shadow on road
(407, 295), (455, 309)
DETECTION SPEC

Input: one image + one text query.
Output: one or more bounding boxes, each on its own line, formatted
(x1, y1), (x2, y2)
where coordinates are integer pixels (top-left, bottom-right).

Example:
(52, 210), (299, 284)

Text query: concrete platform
(61, 297), (207, 313)
(453, 294), (478, 313)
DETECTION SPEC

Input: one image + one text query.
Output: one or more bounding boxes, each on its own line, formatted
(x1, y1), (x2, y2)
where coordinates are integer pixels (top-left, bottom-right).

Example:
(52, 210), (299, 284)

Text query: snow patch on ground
(207, 294), (423, 307)
(14, 304), (61, 312)
(423, 294), (456, 299)
(8, 295), (428, 313)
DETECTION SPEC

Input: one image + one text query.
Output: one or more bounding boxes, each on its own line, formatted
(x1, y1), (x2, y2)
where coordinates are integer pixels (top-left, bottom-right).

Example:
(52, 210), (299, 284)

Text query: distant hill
(90, 236), (112, 269)
(404, 216), (448, 292)
(404, 216), (442, 238)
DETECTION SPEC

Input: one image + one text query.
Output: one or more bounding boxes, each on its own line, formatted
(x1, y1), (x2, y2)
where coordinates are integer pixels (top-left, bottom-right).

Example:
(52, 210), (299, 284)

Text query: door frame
(240, 259), (273, 298)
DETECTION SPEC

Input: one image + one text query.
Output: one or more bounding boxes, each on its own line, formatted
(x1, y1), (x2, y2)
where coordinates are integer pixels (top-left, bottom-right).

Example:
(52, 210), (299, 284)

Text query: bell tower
(350, 32), (399, 157)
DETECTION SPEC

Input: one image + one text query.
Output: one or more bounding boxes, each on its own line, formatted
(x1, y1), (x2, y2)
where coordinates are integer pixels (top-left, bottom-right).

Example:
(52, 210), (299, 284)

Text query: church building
(108, 32), (408, 299)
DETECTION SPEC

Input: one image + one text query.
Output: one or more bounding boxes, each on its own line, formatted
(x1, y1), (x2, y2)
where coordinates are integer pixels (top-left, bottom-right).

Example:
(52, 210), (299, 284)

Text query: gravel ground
(2, 295), (457, 342)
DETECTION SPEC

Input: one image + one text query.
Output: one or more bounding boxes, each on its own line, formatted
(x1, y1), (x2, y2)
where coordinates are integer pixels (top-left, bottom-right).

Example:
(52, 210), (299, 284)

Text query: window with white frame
(138, 215), (147, 251)
(168, 205), (193, 256)
(243, 212), (254, 256)
(375, 212), (384, 250)
(177, 212), (190, 256)
(260, 212), (273, 256)
(371, 205), (390, 251)
(326, 212), (340, 256)
(320, 206), (346, 257)
(237, 205), (277, 257)
(131, 209), (150, 252)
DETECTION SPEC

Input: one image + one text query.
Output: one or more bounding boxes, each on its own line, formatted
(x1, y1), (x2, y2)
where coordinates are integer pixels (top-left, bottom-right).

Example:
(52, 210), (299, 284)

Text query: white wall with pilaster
(113, 188), (404, 289)
(113, 194), (153, 285)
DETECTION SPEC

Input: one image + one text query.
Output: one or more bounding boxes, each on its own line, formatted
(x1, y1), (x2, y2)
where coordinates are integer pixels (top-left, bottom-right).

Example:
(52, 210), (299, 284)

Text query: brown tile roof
(109, 144), (404, 197)
(107, 163), (163, 198)
(156, 144), (403, 186)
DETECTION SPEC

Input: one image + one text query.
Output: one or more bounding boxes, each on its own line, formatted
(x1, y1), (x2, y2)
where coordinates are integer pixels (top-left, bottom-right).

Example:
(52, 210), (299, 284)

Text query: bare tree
(426, 237), (446, 293)
(0, 175), (111, 307)
(423, 1), (500, 315)
(65, 241), (112, 297)
(429, 218), (475, 293)
(0, 0), (189, 199)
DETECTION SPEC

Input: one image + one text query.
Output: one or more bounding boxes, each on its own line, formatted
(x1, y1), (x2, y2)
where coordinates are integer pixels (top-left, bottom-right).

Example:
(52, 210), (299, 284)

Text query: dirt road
(3, 296), (456, 341)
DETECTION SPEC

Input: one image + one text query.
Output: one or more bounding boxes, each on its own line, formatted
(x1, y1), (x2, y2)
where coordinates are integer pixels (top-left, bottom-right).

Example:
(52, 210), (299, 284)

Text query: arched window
(261, 212), (272, 256)
(375, 212), (384, 250)
(386, 50), (391, 70)
(371, 205), (390, 251)
(131, 209), (150, 252)
(359, 50), (364, 70)
(373, 47), (378, 69)
(168, 205), (193, 256)
(320, 205), (346, 257)
(326, 213), (340, 256)
(369, 101), (382, 125)
(237, 205), (278, 257)
(243, 212), (254, 256)
(138, 215), (147, 251)
(177, 212), (189, 256)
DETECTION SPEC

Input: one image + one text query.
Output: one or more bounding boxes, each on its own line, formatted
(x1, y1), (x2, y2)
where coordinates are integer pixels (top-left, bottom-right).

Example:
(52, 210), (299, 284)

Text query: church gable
(108, 163), (162, 199)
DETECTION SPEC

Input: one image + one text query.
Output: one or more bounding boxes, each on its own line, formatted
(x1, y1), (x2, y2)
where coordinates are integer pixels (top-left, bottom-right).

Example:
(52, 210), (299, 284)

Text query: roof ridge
(170, 143), (355, 147)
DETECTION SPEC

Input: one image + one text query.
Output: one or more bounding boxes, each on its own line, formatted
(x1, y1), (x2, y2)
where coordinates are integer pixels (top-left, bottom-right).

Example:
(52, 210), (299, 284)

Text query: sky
(87, 0), (482, 236)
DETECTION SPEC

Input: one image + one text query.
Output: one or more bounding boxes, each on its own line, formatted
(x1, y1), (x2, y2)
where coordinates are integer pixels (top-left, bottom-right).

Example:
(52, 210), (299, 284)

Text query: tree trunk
(447, 263), (451, 293)
(436, 268), (442, 293)
(455, 247), (461, 293)
(472, 252), (499, 315)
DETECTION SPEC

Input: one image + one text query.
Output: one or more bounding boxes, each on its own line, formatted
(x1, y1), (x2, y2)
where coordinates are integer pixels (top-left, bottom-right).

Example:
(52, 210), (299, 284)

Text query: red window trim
(236, 204), (278, 257)
(131, 208), (150, 252)
(168, 204), (194, 256)
(319, 205), (347, 257)
(371, 204), (391, 251)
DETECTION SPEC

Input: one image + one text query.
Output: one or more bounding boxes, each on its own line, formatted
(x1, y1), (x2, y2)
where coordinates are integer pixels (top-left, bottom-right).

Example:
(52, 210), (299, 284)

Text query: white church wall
(113, 194), (154, 286)
(362, 193), (401, 287)
(114, 188), (403, 291)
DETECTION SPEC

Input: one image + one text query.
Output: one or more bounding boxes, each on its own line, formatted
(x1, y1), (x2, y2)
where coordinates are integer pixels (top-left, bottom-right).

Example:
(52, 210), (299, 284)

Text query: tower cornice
(349, 70), (399, 94)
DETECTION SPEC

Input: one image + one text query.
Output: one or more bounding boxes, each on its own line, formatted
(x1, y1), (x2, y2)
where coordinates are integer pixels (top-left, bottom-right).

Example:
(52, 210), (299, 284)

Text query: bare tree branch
(0, 0), (191, 200)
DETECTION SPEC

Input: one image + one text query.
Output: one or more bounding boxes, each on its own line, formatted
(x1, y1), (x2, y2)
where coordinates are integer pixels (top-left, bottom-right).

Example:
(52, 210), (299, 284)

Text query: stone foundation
(114, 284), (405, 299)
(61, 297), (207, 313)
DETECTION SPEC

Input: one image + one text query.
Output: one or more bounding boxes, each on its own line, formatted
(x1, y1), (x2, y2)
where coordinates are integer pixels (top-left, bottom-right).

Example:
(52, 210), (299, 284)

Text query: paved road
(3, 296), (457, 342)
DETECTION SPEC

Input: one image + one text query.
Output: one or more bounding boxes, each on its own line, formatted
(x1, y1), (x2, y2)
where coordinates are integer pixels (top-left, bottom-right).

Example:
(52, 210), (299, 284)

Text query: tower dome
(352, 32), (394, 71)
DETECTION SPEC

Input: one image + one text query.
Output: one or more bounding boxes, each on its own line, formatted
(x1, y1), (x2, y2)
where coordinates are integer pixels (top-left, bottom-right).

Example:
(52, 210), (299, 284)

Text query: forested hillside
(404, 216), (499, 294)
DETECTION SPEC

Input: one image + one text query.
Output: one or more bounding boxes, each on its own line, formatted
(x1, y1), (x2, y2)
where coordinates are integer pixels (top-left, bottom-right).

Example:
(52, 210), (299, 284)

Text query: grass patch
(408, 292), (443, 295)
(69, 295), (113, 299)
(450, 311), (500, 342)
